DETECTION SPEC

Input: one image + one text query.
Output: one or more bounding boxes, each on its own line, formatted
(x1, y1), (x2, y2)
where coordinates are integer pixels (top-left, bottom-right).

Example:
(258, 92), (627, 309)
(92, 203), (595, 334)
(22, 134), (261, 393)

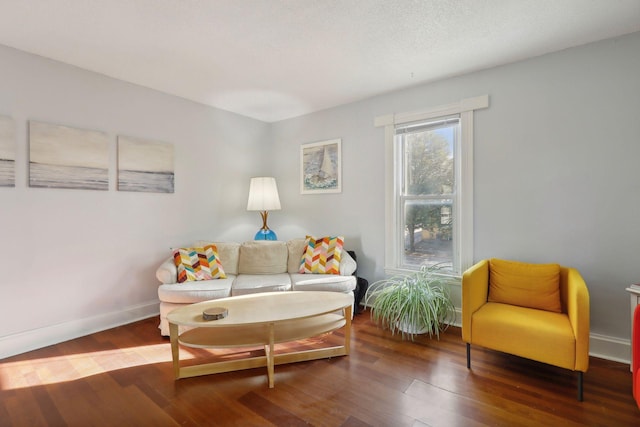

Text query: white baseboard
(3, 302), (632, 366)
(589, 332), (630, 365)
(0, 300), (160, 360)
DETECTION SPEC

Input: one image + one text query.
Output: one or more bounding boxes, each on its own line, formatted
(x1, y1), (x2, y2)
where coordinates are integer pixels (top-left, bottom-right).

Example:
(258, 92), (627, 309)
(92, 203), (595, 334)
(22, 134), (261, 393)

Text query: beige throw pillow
(238, 241), (288, 274)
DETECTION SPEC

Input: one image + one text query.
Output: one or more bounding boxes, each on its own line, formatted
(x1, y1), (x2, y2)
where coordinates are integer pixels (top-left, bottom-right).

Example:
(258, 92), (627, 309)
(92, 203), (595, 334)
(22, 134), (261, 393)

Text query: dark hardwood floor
(1, 309), (638, 426)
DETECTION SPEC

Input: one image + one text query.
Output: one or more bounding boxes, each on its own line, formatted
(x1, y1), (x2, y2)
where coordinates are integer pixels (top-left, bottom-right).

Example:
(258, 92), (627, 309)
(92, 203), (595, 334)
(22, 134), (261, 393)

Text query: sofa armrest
(462, 259), (489, 343)
(156, 257), (178, 284)
(563, 267), (590, 371)
(340, 250), (357, 276)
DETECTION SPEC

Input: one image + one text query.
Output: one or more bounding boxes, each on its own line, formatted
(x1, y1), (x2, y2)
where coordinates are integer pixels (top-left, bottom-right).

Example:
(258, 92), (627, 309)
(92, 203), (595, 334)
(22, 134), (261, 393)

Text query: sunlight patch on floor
(0, 343), (184, 391)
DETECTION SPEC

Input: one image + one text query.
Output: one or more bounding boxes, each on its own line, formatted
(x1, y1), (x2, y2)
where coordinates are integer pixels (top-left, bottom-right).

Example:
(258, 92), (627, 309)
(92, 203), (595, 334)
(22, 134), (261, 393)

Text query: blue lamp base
(254, 228), (277, 241)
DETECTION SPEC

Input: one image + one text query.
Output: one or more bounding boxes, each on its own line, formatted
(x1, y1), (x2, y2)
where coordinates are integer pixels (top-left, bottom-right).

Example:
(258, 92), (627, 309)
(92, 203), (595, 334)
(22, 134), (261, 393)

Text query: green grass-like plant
(364, 264), (456, 340)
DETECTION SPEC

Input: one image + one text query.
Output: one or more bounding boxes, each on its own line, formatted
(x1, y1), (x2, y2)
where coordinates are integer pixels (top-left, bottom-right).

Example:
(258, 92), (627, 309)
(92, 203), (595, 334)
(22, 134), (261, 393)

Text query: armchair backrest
(487, 258), (562, 313)
(559, 266), (571, 314)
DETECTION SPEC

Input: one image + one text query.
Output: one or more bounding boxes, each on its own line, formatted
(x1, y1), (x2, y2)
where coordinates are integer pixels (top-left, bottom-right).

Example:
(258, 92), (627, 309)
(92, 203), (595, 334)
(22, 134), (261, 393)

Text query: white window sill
(383, 266), (461, 286)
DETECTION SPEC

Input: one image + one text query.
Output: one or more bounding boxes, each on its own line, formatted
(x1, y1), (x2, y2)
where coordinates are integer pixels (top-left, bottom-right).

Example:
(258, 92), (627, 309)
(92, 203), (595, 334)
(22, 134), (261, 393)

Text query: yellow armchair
(462, 259), (590, 401)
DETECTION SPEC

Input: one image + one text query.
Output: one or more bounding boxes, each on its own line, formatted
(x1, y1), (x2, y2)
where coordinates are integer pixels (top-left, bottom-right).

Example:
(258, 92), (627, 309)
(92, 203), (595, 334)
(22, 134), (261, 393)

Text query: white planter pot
(397, 319), (429, 335)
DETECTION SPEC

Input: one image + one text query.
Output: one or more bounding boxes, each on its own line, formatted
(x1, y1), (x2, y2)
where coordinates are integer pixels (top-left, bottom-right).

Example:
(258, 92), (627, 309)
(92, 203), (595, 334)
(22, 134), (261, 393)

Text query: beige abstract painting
(29, 121), (109, 190)
(117, 136), (174, 193)
(0, 115), (16, 187)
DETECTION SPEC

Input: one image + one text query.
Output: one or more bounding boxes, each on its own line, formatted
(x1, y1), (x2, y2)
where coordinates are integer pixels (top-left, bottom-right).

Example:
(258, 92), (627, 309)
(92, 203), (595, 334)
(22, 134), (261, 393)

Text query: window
(375, 95), (489, 277)
(397, 117), (459, 272)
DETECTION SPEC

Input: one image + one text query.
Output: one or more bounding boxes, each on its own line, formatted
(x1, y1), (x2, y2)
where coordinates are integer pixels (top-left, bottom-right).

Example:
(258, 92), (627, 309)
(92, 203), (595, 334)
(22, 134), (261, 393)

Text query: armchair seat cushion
(472, 302), (576, 369)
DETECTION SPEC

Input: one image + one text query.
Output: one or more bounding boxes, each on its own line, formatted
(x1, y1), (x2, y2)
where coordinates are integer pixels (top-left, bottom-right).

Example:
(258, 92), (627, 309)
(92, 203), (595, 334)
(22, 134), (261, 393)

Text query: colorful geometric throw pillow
(173, 244), (226, 283)
(299, 235), (344, 275)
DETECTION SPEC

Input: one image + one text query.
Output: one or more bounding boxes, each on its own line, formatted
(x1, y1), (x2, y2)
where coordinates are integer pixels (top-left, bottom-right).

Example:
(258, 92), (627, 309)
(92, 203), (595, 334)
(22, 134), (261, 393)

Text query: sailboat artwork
(300, 139), (342, 194)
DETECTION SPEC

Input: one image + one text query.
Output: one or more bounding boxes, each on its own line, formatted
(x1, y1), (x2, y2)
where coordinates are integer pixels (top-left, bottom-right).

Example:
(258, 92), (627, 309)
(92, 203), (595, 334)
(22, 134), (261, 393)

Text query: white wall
(0, 45), (269, 358)
(272, 32), (640, 361)
(2, 31), (639, 362)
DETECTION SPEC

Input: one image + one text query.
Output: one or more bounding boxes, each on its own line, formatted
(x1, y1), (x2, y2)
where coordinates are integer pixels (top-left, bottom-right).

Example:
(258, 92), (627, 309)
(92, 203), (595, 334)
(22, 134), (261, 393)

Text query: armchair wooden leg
(577, 371), (584, 401)
(466, 343), (471, 369)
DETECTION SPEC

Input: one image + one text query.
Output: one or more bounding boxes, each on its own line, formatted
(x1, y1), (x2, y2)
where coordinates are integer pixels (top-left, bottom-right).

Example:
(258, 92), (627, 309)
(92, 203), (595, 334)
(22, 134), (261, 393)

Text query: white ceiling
(0, 1), (639, 123)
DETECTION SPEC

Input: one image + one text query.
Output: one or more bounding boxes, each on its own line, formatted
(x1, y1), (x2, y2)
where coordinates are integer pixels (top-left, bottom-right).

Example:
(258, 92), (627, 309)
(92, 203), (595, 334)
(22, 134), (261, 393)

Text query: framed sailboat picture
(300, 138), (341, 194)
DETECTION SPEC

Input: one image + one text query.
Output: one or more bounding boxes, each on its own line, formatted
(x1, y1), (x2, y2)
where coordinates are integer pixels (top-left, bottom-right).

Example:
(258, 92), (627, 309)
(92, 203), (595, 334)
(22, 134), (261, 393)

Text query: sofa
(462, 258), (590, 401)
(155, 238), (357, 335)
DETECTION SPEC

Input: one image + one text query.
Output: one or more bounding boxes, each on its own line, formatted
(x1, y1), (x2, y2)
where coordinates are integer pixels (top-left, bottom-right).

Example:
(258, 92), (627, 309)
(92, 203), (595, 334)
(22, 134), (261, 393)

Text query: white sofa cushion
(158, 275), (235, 303)
(290, 273), (357, 293)
(232, 273), (291, 296)
(238, 241), (288, 274)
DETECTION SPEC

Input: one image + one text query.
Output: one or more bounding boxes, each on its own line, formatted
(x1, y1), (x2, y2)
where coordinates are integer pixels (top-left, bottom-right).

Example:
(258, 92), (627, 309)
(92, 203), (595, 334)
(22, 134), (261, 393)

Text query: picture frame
(0, 115), (16, 187)
(300, 138), (342, 194)
(117, 135), (175, 193)
(28, 121), (109, 191)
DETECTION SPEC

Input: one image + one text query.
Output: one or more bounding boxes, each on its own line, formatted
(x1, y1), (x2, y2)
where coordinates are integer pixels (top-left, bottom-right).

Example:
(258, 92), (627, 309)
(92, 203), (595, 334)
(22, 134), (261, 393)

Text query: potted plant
(364, 264), (456, 340)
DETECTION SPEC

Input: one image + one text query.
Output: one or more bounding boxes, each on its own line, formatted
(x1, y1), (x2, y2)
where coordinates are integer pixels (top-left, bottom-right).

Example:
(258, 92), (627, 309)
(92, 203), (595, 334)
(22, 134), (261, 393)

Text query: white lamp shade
(247, 177), (281, 211)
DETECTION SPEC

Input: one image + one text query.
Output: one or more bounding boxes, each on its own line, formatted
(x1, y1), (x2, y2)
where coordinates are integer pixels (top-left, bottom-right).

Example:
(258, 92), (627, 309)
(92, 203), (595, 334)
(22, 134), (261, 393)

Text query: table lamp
(247, 177), (281, 240)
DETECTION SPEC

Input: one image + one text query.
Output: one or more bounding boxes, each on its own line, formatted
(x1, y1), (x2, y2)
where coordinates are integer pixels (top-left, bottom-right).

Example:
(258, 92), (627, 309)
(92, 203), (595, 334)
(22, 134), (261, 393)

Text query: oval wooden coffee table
(167, 291), (353, 388)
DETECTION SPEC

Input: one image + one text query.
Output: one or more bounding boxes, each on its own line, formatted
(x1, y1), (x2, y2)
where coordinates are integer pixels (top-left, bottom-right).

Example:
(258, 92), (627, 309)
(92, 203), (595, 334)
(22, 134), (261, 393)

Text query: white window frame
(375, 95), (489, 277)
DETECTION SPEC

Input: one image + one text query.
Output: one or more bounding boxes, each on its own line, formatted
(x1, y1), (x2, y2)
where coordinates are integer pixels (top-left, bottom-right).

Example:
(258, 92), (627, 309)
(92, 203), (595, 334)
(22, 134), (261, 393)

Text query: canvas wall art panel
(0, 115), (16, 187)
(117, 136), (174, 193)
(300, 138), (342, 194)
(29, 121), (109, 190)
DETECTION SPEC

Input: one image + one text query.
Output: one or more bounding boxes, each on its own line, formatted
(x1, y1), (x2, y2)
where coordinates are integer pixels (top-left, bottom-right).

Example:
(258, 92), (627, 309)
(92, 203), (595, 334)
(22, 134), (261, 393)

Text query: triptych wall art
(0, 116), (175, 193)
(117, 136), (174, 193)
(0, 115), (16, 187)
(29, 121), (110, 190)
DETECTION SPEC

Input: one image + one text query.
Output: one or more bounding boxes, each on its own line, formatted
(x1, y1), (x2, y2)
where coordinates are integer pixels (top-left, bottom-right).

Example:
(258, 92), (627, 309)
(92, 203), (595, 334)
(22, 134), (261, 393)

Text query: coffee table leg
(344, 305), (352, 355)
(267, 323), (275, 388)
(169, 322), (180, 379)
